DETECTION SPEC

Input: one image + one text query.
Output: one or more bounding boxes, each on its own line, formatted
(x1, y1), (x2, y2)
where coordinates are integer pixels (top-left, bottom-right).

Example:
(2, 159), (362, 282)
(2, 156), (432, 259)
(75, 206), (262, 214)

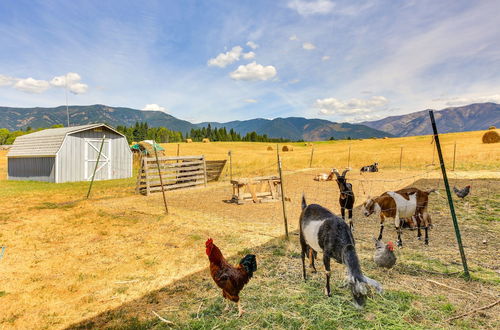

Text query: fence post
(153, 140), (169, 214)
(177, 143), (180, 157)
(228, 150), (233, 182)
(86, 134), (106, 199)
(452, 142), (457, 171)
(277, 149), (289, 240)
(399, 146), (403, 170)
(429, 110), (470, 279)
(309, 146), (314, 168)
(347, 145), (351, 168)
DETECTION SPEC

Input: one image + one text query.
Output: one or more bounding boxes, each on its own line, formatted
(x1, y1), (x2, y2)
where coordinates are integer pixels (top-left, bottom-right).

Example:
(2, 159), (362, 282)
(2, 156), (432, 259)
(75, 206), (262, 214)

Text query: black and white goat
(332, 168), (355, 230)
(300, 196), (382, 307)
(360, 162), (379, 174)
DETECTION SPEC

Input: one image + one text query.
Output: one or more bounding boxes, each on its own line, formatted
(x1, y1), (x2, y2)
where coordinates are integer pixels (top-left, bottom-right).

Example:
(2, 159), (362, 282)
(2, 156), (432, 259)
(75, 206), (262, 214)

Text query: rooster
(373, 238), (396, 269)
(453, 185), (471, 199)
(205, 238), (257, 317)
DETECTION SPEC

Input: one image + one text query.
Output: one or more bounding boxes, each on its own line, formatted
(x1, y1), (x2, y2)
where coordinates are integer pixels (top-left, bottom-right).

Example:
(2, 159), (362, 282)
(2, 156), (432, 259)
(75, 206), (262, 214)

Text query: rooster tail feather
(302, 194), (307, 210)
(239, 254), (257, 278)
(342, 244), (382, 308)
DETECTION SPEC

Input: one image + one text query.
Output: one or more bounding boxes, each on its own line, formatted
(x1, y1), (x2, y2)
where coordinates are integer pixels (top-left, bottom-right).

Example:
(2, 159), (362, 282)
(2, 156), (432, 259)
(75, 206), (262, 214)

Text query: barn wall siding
(8, 157), (55, 182)
(56, 128), (132, 183)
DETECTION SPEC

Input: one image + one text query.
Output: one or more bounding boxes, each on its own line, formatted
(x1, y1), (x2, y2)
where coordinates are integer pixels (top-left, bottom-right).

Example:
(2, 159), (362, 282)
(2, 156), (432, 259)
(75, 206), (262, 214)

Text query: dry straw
(282, 145), (293, 152)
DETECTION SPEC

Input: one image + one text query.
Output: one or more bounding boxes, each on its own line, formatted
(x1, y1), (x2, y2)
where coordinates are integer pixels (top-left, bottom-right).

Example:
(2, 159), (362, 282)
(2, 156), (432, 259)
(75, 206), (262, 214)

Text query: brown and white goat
(361, 188), (435, 247)
(314, 169), (335, 182)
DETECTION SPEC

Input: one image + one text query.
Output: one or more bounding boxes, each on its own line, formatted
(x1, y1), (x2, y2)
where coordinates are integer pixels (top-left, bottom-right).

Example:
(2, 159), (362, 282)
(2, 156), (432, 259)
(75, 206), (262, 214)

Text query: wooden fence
(136, 155), (207, 195)
(205, 160), (227, 182)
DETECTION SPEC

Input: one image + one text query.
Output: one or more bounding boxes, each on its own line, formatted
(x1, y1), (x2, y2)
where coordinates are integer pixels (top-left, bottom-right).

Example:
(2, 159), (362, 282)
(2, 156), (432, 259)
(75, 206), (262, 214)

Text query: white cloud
(315, 96), (389, 115)
(322, 55), (331, 61)
(207, 46), (243, 68)
(243, 51), (256, 60)
(142, 104), (166, 111)
(14, 78), (51, 94)
(0, 74), (16, 87)
(437, 94), (500, 107)
(302, 42), (316, 50)
(246, 41), (258, 49)
(289, 35), (298, 41)
(289, 79), (301, 84)
(229, 62), (277, 81)
(244, 98), (258, 103)
(287, 0), (335, 16)
(50, 72), (88, 94)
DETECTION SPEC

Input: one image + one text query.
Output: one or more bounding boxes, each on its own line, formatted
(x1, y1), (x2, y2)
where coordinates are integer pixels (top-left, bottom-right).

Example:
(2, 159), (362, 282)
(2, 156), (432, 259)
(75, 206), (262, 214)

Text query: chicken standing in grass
(205, 238), (257, 317)
(453, 185), (471, 199)
(373, 238), (396, 269)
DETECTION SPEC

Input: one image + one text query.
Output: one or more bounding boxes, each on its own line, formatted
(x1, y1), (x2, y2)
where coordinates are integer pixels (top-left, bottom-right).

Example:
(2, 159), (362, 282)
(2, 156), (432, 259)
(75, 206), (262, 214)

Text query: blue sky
(1, 0), (499, 123)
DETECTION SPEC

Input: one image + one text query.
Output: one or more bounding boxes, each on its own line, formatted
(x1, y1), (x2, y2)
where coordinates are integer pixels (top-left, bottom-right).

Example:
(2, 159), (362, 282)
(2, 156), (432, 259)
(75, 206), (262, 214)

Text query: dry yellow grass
(0, 130), (498, 329)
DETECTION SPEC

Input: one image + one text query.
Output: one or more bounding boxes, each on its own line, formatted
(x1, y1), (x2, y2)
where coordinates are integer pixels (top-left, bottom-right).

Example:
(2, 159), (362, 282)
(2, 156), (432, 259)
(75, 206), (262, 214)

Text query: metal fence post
(309, 146), (314, 168)
(86, 135), (106, 199)
(228, 150), (233, 181)
(153, 140), (169, 214)
(452, 142), (457, 171)
(429, 110), (470, 279)
(399, 146), (403, 170)
(277, 149), (289, 239)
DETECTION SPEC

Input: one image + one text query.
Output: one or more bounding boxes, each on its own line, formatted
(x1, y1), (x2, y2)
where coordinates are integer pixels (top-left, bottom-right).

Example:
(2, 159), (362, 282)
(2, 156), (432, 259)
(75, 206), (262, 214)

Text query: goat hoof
(397, 241), (403, 248)
(324, 288), (331, 297)
(424, 240), (429, 245)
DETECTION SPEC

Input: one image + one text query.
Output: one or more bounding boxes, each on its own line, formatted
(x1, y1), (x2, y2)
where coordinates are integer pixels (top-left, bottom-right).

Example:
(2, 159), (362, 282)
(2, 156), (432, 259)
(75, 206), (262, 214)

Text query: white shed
(7, 124), (132, 183)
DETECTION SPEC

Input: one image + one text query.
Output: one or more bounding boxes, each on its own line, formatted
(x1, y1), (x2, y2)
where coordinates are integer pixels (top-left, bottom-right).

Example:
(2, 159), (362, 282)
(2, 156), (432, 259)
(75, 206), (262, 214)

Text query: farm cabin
(7, 124), (132, 183)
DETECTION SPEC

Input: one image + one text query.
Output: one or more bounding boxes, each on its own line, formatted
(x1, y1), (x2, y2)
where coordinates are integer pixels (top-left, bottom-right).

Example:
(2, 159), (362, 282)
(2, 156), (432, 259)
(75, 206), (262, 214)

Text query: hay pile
(138, 141), (166, 156)
(282, 145), (293, 152)
(482, 130), (500, 144)
(489, 126), (496, 130)
(185, 138), (193, 143)
(202, 138), (210, 143)
(267, 146), (273, 151)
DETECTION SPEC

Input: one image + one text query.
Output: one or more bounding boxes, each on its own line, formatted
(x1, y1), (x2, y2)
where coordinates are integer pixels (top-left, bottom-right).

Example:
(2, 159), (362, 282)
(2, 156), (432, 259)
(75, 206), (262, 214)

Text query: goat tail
(343, 244), (383, 308)
(301, 194), (307, 210)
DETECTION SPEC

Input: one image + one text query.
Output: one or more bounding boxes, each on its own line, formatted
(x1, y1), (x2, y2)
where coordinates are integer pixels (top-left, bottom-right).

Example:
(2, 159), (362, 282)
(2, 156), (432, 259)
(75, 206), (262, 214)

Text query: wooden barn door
(84, 138), (111, 181)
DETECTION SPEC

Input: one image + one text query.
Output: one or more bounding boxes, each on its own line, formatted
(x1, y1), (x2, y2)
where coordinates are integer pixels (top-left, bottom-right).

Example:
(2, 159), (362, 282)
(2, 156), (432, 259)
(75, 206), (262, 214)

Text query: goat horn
(332, 168), (340, 176)
(341, 168), (351, 176)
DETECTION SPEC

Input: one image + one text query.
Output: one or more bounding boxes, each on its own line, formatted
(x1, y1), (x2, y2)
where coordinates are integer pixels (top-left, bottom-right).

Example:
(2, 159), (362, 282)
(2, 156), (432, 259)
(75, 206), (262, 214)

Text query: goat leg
(301, 248), (307, 281)
(309, 248), (317, 273)
(424, 226), (429, 245)
(323, 255), (332, 297)
(348, 209), (354, 232)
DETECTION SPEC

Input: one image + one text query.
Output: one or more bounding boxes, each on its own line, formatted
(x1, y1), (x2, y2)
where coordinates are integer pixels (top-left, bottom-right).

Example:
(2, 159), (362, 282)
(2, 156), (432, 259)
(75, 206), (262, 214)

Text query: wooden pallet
(230, 175), (282, 204)
(206, 160), (227, 182)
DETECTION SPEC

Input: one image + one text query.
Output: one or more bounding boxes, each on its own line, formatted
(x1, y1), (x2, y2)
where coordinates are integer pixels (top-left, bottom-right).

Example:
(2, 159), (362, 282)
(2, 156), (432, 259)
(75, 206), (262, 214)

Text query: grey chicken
(453, 185), (471, 199)
(373, 238), (396, 269)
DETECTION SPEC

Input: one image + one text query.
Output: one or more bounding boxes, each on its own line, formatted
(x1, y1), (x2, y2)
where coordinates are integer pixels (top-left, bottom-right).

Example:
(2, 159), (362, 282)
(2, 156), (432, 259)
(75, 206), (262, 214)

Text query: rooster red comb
(387, 241), (394, 250)
(205, 238), (213, 247)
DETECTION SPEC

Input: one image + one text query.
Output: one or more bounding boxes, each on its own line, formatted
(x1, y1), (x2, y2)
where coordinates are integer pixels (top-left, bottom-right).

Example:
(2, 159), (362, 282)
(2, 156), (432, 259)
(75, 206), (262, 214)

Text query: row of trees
(186, 124), (290, 142)
(116, 122), (184, 143)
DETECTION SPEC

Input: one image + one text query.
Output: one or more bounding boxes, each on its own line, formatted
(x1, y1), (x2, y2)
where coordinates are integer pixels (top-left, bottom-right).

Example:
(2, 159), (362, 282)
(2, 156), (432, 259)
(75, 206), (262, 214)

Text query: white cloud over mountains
(436, 94), (500, 107)
(230, 62), (277, 81)
(0, 72), (88, 94)
(287, 0), (335, 16)
(142, 103), (166, 111)
(314, 95), (388, 115)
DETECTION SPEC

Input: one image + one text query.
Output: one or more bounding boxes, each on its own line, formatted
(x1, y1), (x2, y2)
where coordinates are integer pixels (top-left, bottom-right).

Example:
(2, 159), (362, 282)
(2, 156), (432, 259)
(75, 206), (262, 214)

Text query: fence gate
(84, 138), (111, 181)
(136, 155), (207, 195)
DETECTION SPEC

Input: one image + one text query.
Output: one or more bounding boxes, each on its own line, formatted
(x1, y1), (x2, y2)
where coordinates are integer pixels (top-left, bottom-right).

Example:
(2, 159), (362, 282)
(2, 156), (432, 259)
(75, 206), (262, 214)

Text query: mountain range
(361, 103), (500, 136)
(0, 102), (498, 140)
(0, 104), (391, 140)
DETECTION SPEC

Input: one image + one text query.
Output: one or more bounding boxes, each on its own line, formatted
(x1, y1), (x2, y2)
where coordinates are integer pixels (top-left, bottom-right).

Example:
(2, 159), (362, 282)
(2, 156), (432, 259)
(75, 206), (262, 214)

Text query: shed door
(84, 138), (111, 181)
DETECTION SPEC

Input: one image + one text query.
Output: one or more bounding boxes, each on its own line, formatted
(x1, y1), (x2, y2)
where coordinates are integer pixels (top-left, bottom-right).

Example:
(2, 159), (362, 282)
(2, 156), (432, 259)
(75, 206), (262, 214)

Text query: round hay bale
(282, 145), (293, 152)
(482, 130), (500, 144)
(383, 137), (389, 139)
(202, 138), (210, 143)
(138, 141), (166, 156)
(267, 146), (273, 151)
(185, 138), (193, 143)
(489, 126), (496, 130)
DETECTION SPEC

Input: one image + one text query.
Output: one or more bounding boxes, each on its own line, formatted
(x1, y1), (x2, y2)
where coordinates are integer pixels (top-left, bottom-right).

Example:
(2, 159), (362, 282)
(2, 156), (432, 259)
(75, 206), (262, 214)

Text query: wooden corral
(230, 175), (282, 204)
(202, 138), (210, 143)
(282, 145), (293, 152)
(205, 160), (227, 182)
(136, 155), (207, 195)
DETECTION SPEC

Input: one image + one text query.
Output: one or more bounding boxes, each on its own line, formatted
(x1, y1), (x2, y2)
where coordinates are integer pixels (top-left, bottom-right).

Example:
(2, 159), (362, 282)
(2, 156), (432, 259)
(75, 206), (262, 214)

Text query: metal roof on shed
(7, 124), (125, 157)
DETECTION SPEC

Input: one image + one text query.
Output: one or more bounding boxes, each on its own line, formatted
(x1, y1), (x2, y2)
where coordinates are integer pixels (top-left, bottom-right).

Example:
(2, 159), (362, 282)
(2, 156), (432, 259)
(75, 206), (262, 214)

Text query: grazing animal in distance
(300, 196), (382, 308)
(373, 238), (396, 269)
(205, 238), (257, 317)
(360, 162), (379, 174)
(453, 185), (471, 199)
(361, 188), (436, 247)
(332, 168), (355, 230)
(314, 169), (335, 182)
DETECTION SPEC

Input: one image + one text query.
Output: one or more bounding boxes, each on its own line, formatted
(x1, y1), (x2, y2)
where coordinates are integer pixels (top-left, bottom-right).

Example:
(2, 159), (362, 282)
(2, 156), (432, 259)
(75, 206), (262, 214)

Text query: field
(0, 130), (499, 329)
